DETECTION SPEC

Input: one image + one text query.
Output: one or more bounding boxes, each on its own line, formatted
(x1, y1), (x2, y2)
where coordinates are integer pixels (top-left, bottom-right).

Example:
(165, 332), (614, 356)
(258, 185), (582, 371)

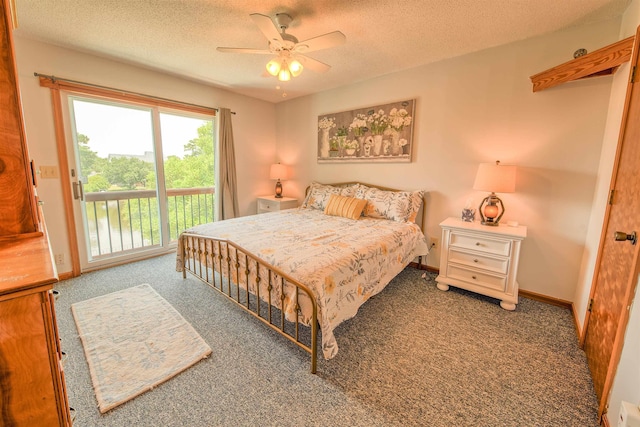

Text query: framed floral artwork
(317, 99), (415, 163)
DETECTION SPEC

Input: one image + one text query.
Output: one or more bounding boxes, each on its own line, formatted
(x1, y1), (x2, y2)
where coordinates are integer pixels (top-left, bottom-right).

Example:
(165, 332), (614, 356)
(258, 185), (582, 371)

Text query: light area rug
(71, 283), (211, 413)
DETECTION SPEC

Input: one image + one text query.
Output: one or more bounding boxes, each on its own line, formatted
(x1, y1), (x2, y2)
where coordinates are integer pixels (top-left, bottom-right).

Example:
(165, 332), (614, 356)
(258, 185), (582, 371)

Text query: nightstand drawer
(258, 200), (277, 212)
(449, 232), (511, 256)
(447, 265), (507, 292)
(448, 249), (509, 274)
(256, 196), (298, 214)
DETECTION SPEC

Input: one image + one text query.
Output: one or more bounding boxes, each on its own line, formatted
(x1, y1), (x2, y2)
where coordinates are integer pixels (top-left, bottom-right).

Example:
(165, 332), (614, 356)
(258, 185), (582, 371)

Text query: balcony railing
(84, 187), (215, 258)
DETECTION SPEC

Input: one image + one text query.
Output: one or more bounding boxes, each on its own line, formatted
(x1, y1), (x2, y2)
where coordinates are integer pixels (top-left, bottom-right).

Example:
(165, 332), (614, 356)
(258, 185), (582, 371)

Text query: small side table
(256, 195), (298, 214)
(435, 217), (527, 310)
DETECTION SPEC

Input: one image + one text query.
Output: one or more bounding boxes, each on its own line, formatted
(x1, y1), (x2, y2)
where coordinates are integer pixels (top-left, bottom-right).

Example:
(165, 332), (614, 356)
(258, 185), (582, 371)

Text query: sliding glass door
(66, 95), (215, 271)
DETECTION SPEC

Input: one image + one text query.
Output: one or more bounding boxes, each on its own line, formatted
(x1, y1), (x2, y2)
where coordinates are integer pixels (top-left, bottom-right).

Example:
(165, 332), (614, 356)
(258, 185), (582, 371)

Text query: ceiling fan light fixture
(289, 59), (303, 77)
(266, 58), (282, 76)
(217, 13), (345, 81)
(278, 67), (291, 81)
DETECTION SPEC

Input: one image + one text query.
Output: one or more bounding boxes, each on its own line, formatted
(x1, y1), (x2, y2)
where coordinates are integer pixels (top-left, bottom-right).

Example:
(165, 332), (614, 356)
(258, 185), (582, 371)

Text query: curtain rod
(33, 72), (235, 115)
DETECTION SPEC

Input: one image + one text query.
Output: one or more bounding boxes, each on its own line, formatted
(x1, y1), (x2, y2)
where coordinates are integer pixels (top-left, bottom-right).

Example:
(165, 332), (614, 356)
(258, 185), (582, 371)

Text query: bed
(176, 182), (428, 373)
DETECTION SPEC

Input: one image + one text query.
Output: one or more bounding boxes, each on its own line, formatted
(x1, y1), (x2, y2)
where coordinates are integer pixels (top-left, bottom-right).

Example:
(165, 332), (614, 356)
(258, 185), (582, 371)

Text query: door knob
(614, 231), (637, 245)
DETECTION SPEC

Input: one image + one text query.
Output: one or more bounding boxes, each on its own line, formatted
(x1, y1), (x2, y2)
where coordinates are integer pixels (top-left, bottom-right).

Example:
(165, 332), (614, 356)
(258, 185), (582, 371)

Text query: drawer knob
(472, 275), (477, 280)
(473, 259), (479, 263)
(475, 242), (481, 246)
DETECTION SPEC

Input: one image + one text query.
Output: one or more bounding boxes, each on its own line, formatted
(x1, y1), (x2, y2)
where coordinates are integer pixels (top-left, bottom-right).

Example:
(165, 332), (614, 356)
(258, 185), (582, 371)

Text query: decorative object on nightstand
(473, 160), (516, 226)
(269, 163), (288, 198)
(461, 208), (475, 222)
(461, 198), (475, 222)
(256, 195), (298, 214)
(435, 217), (527, 310)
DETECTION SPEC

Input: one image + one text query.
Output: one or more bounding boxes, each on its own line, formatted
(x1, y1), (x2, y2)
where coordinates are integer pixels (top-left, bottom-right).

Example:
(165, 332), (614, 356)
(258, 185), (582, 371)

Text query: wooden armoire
(0, 0), (73, 425)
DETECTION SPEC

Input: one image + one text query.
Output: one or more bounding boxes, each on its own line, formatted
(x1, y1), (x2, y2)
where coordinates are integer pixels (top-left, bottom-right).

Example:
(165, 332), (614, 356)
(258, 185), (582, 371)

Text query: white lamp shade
(278, 67), (291, 81)
(289, 59), (303, 77)
(270, 163), (288, 180)
(473, 162), (516, 193)
(266, 58), (282, 76)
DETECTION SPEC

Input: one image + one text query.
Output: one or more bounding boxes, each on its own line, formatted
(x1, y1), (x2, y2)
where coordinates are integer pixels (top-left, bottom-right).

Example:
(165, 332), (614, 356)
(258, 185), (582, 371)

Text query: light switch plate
(40, 165), (59, 179)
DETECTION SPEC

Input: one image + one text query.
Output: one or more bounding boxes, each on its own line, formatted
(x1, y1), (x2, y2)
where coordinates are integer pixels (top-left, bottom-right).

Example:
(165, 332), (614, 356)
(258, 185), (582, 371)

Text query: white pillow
(354, 186), (423, 223)
(301, 182), (358, 210)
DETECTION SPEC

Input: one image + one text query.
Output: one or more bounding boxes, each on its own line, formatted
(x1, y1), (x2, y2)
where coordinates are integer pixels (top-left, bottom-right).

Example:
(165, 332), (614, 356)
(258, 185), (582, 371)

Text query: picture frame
(317, 99), (415, 163)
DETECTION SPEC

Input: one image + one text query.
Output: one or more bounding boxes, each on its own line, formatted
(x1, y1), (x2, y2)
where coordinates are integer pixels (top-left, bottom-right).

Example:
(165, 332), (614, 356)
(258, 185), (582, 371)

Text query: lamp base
(275, 179), (283, 198)
(478, 193), (505, 226)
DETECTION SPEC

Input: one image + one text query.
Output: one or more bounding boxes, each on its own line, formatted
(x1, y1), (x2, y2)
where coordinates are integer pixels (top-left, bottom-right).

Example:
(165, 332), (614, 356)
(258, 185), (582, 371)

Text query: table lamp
(269, 163), (288, 198)
(473, 160), (516, 226)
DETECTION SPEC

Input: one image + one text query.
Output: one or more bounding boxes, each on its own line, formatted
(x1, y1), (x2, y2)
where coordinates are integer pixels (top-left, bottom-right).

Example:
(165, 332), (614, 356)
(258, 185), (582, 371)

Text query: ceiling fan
(216, 13), (346, 82)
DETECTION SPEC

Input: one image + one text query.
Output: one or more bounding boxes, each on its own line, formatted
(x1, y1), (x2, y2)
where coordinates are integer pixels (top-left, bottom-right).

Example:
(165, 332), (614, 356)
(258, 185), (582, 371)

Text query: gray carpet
(54, 254), (598, 426)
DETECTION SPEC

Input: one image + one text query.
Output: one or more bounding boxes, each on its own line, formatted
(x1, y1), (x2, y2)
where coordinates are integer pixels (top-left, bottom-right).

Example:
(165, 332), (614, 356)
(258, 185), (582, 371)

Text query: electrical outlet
(429, 237), (439, 249)
(54, 253), (64, 266)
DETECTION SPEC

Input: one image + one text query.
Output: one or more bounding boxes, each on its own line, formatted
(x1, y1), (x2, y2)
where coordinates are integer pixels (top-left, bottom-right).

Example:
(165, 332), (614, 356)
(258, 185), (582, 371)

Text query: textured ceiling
(14, 0), (631, 103)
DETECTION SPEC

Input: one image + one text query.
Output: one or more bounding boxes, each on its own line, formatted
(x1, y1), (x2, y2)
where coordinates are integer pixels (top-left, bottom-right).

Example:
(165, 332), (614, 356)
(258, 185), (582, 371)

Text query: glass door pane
(70, 98), (160, 261)
(159, 112), (214, 241)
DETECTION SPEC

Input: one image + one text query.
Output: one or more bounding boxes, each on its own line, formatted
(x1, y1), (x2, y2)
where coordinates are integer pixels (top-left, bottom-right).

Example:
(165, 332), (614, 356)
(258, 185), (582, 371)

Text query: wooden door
(0, 0), (39, 237)
(583, 26), (640, 420)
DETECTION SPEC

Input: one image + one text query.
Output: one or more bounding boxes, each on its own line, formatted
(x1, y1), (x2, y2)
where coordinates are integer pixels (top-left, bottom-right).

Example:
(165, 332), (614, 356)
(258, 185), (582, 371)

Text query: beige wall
(13, 37), (278, 275)
(275, 18), (621, 301)
(604, 0), (640, 423)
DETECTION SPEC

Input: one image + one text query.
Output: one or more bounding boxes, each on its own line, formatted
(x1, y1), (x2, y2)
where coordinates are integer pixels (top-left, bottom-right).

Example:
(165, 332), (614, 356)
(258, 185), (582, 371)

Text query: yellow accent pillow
(324, 195), (367, 220)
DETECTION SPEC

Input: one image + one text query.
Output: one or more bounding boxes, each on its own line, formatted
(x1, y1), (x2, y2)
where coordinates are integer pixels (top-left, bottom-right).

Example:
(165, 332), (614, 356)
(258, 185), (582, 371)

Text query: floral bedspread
(176, 208), (428, 360)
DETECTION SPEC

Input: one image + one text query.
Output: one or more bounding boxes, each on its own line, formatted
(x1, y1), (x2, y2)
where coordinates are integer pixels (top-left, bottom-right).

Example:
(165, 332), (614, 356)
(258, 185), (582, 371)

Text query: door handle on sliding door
(72, 180), (84, 201)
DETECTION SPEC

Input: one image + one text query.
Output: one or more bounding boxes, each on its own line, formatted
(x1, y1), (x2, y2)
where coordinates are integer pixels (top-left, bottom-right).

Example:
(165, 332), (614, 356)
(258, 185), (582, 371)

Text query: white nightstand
(256, 195), (298, 214)
(435, 217), (527, 310)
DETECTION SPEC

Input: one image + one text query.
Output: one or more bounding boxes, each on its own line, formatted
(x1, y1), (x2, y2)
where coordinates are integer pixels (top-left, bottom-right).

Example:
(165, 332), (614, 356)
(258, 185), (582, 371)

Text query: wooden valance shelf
(530, 36), (635, 92)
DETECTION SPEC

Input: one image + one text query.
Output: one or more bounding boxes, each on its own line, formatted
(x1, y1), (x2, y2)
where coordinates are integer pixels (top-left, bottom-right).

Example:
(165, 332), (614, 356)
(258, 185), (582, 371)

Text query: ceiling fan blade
(295, 31), (346, 53)
(216, 47), (273, 54)
(250, 13), (284, 47)
(297, 55), (331, 74)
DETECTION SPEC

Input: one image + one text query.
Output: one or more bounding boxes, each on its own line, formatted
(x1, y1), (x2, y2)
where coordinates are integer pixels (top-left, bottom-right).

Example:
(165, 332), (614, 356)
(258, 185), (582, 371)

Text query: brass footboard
(179, 233), (319, 374)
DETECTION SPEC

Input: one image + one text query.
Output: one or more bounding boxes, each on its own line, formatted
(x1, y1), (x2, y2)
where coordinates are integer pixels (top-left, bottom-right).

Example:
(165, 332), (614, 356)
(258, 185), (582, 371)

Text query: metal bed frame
(179, 182), (427, 374)
(180, 234), (319, 373)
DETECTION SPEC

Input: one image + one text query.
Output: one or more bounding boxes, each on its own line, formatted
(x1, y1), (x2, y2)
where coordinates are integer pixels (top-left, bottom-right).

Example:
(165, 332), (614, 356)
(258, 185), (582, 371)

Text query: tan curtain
(218, 108), (239, 219)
